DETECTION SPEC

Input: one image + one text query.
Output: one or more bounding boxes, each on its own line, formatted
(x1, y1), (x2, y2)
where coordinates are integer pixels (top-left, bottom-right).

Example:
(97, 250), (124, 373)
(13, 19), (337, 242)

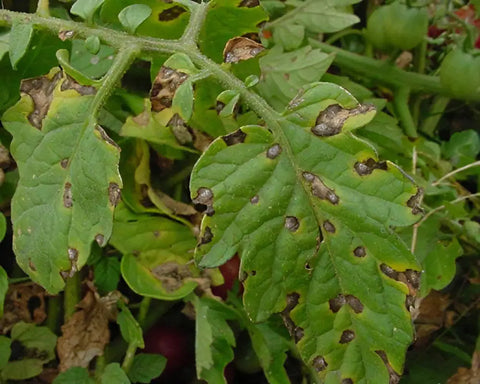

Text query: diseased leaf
(52, 366), (95, 384)
(11, 321), (57, 363)
(117, 302), (144, 348)
(118, 4), (153, 34)
(190, 82), (421, 382)
(2, 68), (122, 293)
(1, 359), (44, 381)
(257, 46), (335, 110)
(128, 353), (166, 383)
(193, 296), (237, 383)
(101, 363), (130, 384)
(9, 22), (33, 69)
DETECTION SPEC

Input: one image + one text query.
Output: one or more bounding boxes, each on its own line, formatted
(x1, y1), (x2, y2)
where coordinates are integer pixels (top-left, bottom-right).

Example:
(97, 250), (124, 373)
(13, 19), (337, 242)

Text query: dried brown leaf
(447, 351), (480, 384)
(414, 290), (451, 346)
(223, 37), (264, 63)
(150, 67), (188, 112)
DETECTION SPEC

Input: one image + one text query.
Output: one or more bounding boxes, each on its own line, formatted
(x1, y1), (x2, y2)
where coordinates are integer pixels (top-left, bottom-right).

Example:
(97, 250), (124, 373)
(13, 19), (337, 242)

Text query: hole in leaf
(340, 330), (355, 344)
(284, 216), (300, 232)
(312, 104), (375, 137)
(222, 129), (246, 146)
(200, 227), (213, 245)
(329, 294), (346, 313)
(312, 356), (328, 372)
(346, 295), (364, 314)
(250, 195), (259, 204)
(305, 263), (312, 270)
(323, 220), (336, 233)
(354, 158), (388, 176)
(108, 183), (121, 206)
(158, 5), (186, 21)
(266, 143), (282, 159)
(407, 188), (424, 215)
(63, 182), (72, 208)
(375, 350), (401, 384)
(353, 246), (366, 257)
(193, 187), (214, 216)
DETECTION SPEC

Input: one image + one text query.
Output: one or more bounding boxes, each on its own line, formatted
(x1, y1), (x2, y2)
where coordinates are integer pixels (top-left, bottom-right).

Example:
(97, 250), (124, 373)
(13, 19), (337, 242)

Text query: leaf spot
(95, 126), (120, 150)
(323, 220), (336, 233)
(266, 143), (282, 159)
(312, 356), (328, 372)
(95, 234), (105, 247)
(302, 172), (339, 205)
(346, 295), (364, 314)
(150, 66), (188, 112)
(60, 158), (69, 169)
(353, 246), (366, 257)
(340, 330), (355, 344)
(250, 195), (259, 204)
(61, 75), (96, 95)
(223, 37), (264, 63)
(239, 0), (259, 7)
(250, 270), (257, 276)
(68, 248), (78, 261)
(63, 182), (73, 208)
(108, 183), (121, 206)
(200, 226), (213, 245)
(152, 262), (192, 292)
(354, 158), (388, 176)
(329, 294), (346, 313)
(380, 264), (398, 280)
(294, 326), (304, 343)
(284, 216), (300, 232)
(407, 188), (424, 215)
(375, 350), (401, 384)
(305, 262), (312, 271)
(342, 379), (354, 384)
(29, 259), (37, 271)
(193, 187), (215, 216)
(312, 104), (375, 137)
(222, 129), (246, 146)
(281, 293), (300, 341)
(158, 5), (186, 21)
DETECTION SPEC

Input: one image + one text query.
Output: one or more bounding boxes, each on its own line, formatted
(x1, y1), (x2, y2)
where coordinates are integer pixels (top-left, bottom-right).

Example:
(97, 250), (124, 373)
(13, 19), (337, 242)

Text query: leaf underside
(2, 68), (121, 293)
(190, 82), (421, 383)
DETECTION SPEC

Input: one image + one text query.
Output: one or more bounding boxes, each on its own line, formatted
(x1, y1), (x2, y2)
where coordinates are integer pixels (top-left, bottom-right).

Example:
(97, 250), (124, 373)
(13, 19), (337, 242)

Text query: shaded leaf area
(1, 68), (122, 294)
(263, 0), (361, 50)
(52, 366), (95, 384)
(191, 82), (421, 382)
(110, 203), (201, 300)
(128, 353), (166, 383)
(100, 0), (189, 39)
(193, 296), (237, 383)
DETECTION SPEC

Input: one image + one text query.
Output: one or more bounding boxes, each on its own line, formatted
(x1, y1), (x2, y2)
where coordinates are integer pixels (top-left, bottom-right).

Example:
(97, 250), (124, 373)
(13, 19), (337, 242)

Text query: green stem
(137, 296), (151, 328)
(122, 342), (137, 373)
(325, 29), (364, 45)
(45, 295), (61, 333)
(180, 1), (208, 46)
(64, 272), (80, 322)
(36, 0), (49, 17)
(420, 96), (450, 136)
(393, 87), (417, 138)
(95, 354), (106, 381)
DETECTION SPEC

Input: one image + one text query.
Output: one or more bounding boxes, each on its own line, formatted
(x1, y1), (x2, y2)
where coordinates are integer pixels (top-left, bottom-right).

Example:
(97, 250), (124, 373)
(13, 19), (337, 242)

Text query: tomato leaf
(128, 354), (166, 384)
(101, 363), (130, 384)
(8, 22), (33, 69)
(118, 4), (153, 34)
(117, 302), (145, 349)
(52, 367), (95, 384)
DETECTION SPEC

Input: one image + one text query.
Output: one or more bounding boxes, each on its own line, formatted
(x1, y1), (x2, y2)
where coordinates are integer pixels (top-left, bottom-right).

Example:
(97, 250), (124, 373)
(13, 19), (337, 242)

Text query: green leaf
(2, 68), (122, 293)
(128, 354), (166, 383)
(110, 203), (198, 300)
(11, 321), (57, 362)
(172, 80), (194, 122)
(117, 302), (144, 348)
(69, 39), (115, 79)
(118, 4), (153, 34)
(101, 363), (131, 384)
(193, 296), (237, 383)
(85, 35), (101, 55)
(0, 336), (11, 370)
(93, 256), (121, 293)
(52, 367), (95, 384)
(190, 82), (421, 382)
(257, 46), (335, 110)
(199, 0), (268, 63)
(9, 22), (34, 70)
(71, 0), (106, 22)
(0, 266), (8, 316)
(272, 24), (305, 51)
(1, 359), (43, 380)
(0, 212), (6, 242)
(442, 130), (480, 168)
(0, 32), (9, 62)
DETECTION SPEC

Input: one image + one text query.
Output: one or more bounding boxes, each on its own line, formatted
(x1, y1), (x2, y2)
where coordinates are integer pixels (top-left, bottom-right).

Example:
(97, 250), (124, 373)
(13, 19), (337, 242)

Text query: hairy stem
(64, 272), (80, 322)
(36, 0), (49, 17)
(180, 1), (209, 46)
(393, 87), (418, 138)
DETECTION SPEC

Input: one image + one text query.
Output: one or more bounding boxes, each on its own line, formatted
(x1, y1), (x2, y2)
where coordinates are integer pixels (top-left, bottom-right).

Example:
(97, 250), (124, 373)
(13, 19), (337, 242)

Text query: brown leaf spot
(57, 288), (120, 372)
(250, 270), (257, 276)
(63, 182), (73, 208)
(285, 216), (300, 232)
(353, 246), (366, 257)
(250, 195), (259, 204)
(340, 330), (355, 344)
(60, 158), (69, 169)
(375, 350), (401, 384)
(108, 183), (121, 206)
(312, 356), (328, 372)
(302, 172), (339, 205)
(342, 379), (354, 384)
(151, 262), (192, 292)
(266, 143), (282, 159)
(346, 295), (364, 314)
(397, 269), (421, 295)
(193, 187), (214, 216)
(294, 327), (304, 343)
(239, 0), (259, 7)
(200, 226), (213, 245)
(150, 66), (188, 112)
(58, 30), (75, 41)
(95, 126), (120, 150)
(312, 104), (375, 137)
(447, 351), (480, 384)
(305, 262), (312, 270)
(223, 37), (264, 63)
(68, 248), (78, 261)
(29, 260), (37, 271)
(407, 188), (424, 215)
(20, 71), (63, 129)
(323, 220), (336, 233)
(158, 5), (186, 21)
(354, 158), (388, 176)
(95, 234), (105, 247)
(329, 294), (346, 313)
(280, 293), (300, 339)
(61, 75), (96, 95)
(222, 129), (246, 146)
(380, 264), (399, 280)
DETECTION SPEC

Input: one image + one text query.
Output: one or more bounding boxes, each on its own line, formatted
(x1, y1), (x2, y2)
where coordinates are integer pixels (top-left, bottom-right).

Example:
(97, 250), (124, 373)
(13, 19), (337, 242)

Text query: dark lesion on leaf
(63, 182), (73, 208)
(250, 195), (259, 204)
(222, 129), (247, 146)
(354, 158), (388, 176)
(61, 247), (79, 279)
(294, 326), (304, 343)
(152, 262), (192, 292)
(346, 295), (364, 314)
(60, 158), (69, 169)
(239, 0), (259, 7)
(95, 126), (120, 150)
(380, 264), (421, 295)
(323, 220), (336, 233)
(280, 293), (300, 339)
(158, 5), (186, 21)
(339, 330), (355, 344)
(108, 182), (121, 207)
(312, 356), (328, 372)
(223, 37), (264, 64)
(266, 143), (282, 159)
(193, 187), (215, 216)
(199, 226), (213, 245)
(28, 259), (37, 271)
(150, 66), (188, 112)
(407, 188), (424, 215)
(95, 234), (105, 247)
(284, 216), (300, 232)
(60, 74), (96, 95)
(329, 294), (363, 314)
(302, 172), (339, 205)
(375, 350), (401, 384)
(353, 246), (366, 257)
(380, 263), (399, 280)
(342, 379), (354, 384)
(311, 103), (375, 137)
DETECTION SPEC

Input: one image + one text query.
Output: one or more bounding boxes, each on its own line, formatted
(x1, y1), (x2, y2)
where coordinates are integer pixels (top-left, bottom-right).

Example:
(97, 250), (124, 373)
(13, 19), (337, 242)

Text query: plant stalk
(63, 272), (80, 322)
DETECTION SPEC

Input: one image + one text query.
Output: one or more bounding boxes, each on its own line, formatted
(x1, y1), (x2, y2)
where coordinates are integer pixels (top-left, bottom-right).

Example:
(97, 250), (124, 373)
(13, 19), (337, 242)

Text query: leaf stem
(121, 342), (137, 373)
(432, 160), (480, 186)
(137, 296), (151, 328)
(180, 1), (209, 47)
(64, 272), (80, 322)
(36, 0), (49, 17)
(325, 29), (364, 45)
(393, 87), (418, 138)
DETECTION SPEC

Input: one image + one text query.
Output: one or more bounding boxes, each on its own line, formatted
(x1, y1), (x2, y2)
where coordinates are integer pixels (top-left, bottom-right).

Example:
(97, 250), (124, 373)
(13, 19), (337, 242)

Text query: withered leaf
(151, 262), (192, 293)
(223, 37), (264, 64)
(57, 287), (120, 371)
(150, 67), (188, 112)
(447, 351), (480, 384)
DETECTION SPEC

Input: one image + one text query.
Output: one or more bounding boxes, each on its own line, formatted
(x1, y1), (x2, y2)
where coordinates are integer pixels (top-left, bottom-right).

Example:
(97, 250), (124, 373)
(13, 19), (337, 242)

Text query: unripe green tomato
(366, 2), (429, 51)
(440, 49), (480, 100)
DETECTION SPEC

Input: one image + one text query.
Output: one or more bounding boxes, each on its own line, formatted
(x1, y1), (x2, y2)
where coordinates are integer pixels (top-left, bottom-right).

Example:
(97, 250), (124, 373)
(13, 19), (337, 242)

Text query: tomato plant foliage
(0, 0), (479, 383)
